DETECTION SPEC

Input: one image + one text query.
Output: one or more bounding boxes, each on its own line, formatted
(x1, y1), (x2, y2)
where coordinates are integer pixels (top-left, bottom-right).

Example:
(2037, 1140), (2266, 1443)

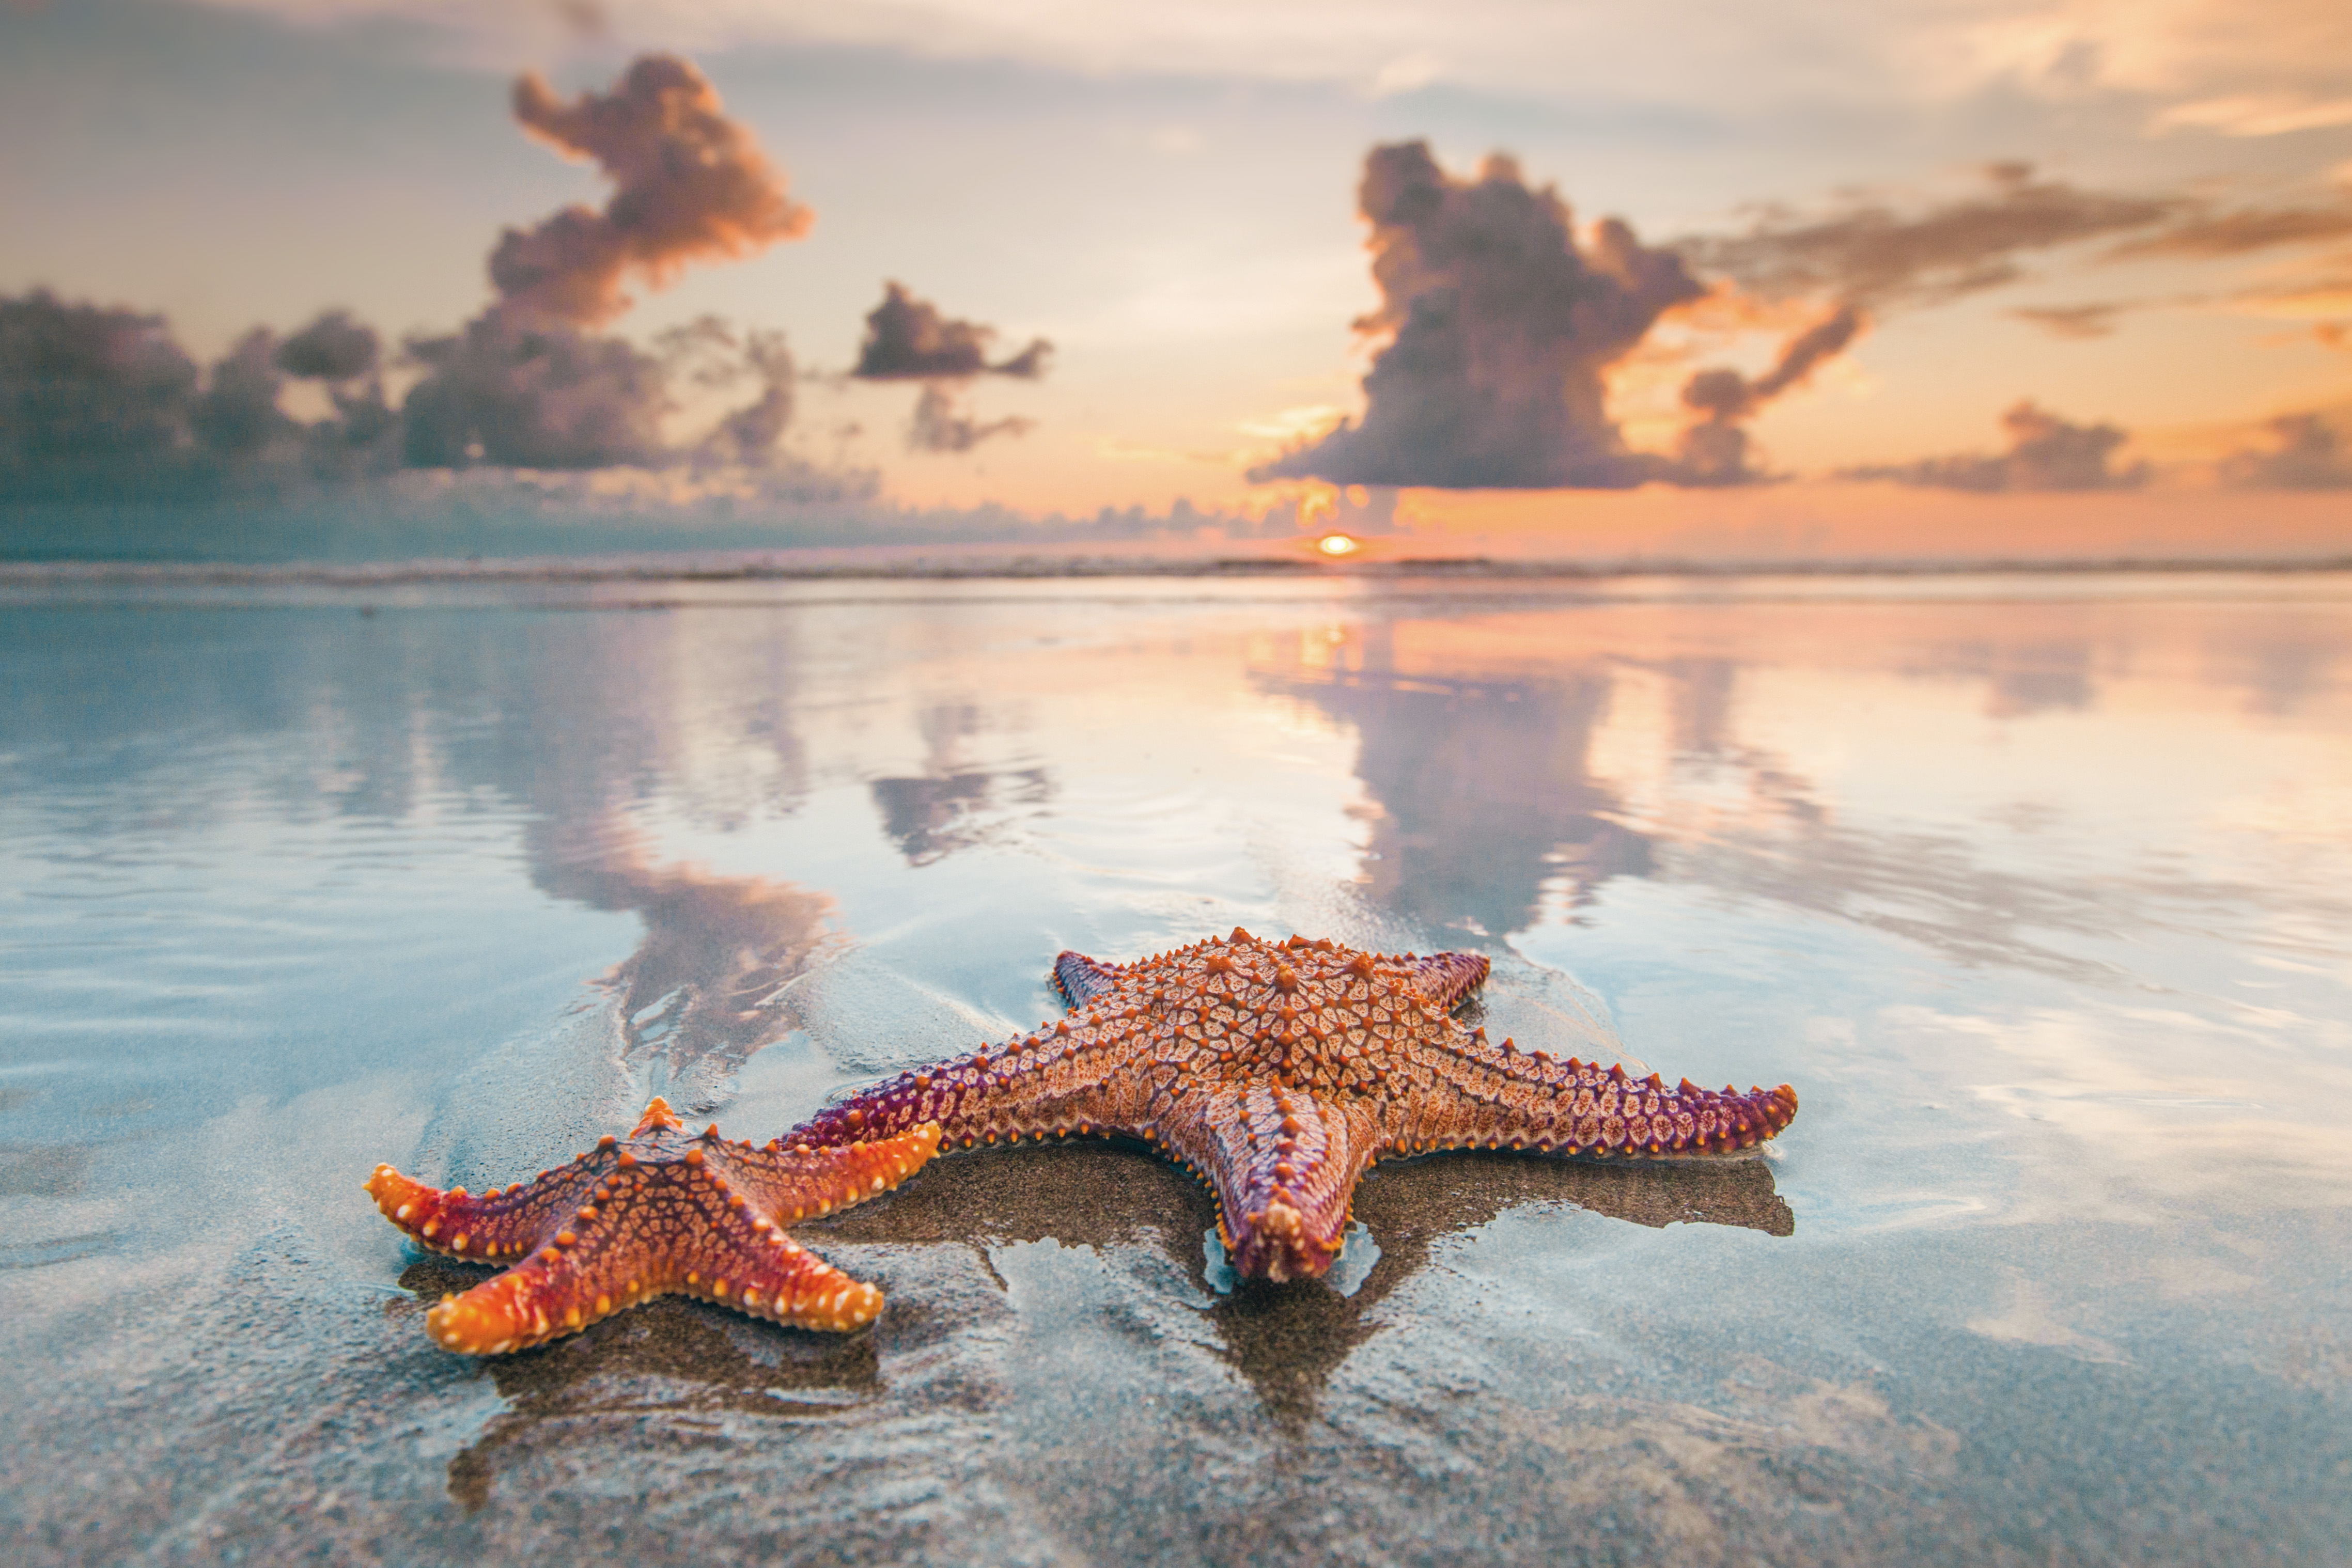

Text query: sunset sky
(3, 0), (2349, 550)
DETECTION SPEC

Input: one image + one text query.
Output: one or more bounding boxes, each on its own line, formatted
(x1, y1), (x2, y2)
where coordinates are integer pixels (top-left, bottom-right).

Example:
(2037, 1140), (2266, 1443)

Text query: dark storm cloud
(1685, 164), (2180, 308)
(1254, 141), (1705, 490)
(275, 311), (381, 382)
(1845, 400), (2148, 492)
(1673, 305), (1865, 485)
(907, 384), (1033, 452)
(489, 54), (813, 328)
(850, 282), (1052, 382)
(2219, 413), (2352, 490)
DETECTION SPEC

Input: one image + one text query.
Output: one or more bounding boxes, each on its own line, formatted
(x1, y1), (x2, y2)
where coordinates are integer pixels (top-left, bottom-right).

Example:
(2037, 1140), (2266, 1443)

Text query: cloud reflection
(1259, 626), (1654, 936)
(529, 820), (836, 1101)
(866, 700), (1052, 865)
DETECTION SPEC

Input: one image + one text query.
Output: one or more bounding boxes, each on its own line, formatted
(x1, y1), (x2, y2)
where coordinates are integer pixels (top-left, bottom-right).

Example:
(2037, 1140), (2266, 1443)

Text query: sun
(1316, 533), (1359, 557)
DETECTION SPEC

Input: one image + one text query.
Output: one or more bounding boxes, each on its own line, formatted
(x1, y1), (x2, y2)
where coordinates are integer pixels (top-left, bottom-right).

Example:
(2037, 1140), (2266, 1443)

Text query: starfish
(783, 930), (1797, 1283)
(366, 1098), (941, 1354)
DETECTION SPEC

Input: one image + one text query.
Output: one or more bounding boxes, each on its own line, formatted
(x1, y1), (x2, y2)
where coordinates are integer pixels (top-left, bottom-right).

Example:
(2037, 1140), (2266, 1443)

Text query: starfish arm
(417, 1204), (683, 1354)
(1403, 950), (1492, 1013)
(1381, 1023), (1799, 1159)
(365, 1158), (596, 1265)
(783, 1008), (1167, 1152)
(1156, 1084), (1378, 1283)
(671, 1212), (894, 1334)
(1052, 950), (1125, 1008)
(715, 1122), (943, 1223)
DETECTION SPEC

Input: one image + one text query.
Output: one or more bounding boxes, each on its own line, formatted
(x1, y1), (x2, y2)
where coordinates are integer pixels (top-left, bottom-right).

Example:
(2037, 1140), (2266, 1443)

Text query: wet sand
(3, 571), (2348, 1565)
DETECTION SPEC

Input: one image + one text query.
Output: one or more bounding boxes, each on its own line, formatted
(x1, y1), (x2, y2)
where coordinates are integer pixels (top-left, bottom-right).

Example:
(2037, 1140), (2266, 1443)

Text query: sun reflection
(1317, 532), (1359, 557)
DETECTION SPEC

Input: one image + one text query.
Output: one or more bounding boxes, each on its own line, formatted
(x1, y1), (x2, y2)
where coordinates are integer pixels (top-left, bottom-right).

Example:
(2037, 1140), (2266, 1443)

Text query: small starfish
(367, 1098), (941, 1353)
(784, 930), (1797, 1283)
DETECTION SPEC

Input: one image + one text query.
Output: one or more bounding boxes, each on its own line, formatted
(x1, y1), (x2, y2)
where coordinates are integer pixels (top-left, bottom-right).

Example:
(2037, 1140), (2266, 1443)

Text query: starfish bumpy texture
(787, 930), (1797, 1282)
(367, 1098), (940, 1353)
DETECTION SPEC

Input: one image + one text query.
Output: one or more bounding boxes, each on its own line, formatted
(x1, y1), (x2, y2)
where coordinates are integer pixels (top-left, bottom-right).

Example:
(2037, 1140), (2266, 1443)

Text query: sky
(1, 0), (2349, 551)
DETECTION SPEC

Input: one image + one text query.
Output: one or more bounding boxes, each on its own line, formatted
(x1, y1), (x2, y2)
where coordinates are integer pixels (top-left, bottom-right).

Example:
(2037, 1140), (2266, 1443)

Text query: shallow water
(3, 571), (2348, 1566)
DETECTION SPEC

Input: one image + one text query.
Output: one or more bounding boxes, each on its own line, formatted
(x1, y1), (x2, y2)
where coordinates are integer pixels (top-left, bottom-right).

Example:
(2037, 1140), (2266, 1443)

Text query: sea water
(2, 570), (2347, 1565)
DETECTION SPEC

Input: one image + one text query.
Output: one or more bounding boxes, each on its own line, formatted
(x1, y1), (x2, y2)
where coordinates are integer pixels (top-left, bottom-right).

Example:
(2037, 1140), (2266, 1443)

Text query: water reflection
(5, 577), (2350, 1565)
(867, 701), (1051, 865)
(820, 1141), (1790, 1427)
(528, 820), (835, 1102)
(396, 1257), (882, 1511)
(1260, 623), (1653, 934)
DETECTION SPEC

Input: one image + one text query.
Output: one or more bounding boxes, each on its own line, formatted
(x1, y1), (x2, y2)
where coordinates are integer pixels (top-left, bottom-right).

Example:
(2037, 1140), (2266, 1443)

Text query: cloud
(907, 384), (1033, 452)
(399, 57), (817, 472)
(2154, 95), (2352, 137)
(396, 319), (667, 469)
(1683, 164), (2179, 309)
(1, 55), (833, 501)
(177, 0), (2352, 132)
(709, 333), (795, 462)
(1253, 140), (1705, 490)
(2218, 412), (2352, 489)
(850, 281), (1051, 381)
(1673, 304), (1864, 484)
(0, 289), (198, 479)
(190, 328), (289, 459)
(398, 311), (803, 471)
(848, 283), (1050, 453)
(2008, 302), (2125, 339)
(0, 290), (408, 498)
(1844, 400), (2149, 492)
(2109, 200), (2352, 260)
(275, 311), (381, 382)
(488, 54), (812, 327)
(656, 316), (797, 463)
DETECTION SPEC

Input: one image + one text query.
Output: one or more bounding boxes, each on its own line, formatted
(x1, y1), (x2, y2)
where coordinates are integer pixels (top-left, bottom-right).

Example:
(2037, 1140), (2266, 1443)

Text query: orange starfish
(366, 1099), (940, 1354)
(785, 930), (1797, 1283)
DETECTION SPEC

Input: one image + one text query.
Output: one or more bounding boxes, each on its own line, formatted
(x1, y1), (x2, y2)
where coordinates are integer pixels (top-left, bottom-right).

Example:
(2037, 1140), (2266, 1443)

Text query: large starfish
(784, 930), (1797, 1282)
(366, 1099), (941, 1353)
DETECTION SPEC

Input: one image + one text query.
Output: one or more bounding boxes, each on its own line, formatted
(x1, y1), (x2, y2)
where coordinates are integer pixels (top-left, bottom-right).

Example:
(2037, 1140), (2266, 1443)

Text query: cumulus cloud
(907, 384), (1033, 452)
(1254, 141), (1705, 490)
(1674, 304), (1863, 484)
(275, 311), (381, 382)
(1845, 400), (2149, 492)
(398, 56), (817, 471)
(2218, 412), (2352, 489)
(851, 281), (1051, 381)
(0, 291), (407, 498)
(489, 54), (812, 327)
(398, 318), (668, 469)
(190, 328), (289, 458)
(1, 56), (830, 501)
(848, 282), (1049, 452)
(1686, 164), (2179, 309)
(657, 316), (797, 463)
(0, 290), (198, 477)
